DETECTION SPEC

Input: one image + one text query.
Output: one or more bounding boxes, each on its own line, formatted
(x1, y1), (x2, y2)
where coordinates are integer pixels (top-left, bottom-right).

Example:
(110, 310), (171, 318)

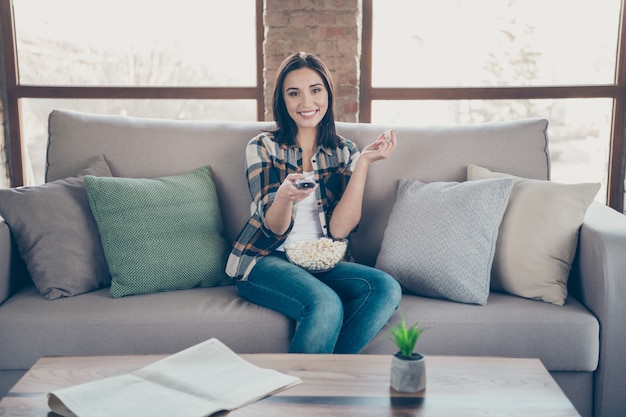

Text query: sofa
(1, 109), (625, 417)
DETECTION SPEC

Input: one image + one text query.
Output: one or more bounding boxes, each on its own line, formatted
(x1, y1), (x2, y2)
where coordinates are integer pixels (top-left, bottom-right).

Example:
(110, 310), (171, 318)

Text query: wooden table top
(0, 354), (580, 417)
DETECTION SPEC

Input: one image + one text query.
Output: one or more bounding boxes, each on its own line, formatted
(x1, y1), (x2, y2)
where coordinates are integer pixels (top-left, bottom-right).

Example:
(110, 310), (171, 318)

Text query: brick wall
(263, 0), (361, 122)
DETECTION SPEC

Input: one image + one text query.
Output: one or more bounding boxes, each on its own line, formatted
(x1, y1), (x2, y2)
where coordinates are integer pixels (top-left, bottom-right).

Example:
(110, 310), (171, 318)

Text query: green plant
(388, 314), (425, 359)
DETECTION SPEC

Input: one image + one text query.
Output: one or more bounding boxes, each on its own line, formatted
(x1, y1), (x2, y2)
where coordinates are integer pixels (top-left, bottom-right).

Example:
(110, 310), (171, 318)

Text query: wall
(263, 0), (361, 122)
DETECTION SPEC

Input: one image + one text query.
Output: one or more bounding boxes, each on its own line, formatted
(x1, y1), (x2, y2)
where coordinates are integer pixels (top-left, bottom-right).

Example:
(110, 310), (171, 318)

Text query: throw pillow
(467, 164), (600, 305)
(0, 156), (112, 300)
(84, 166), (232, 298)
(375, 177), (513, 305)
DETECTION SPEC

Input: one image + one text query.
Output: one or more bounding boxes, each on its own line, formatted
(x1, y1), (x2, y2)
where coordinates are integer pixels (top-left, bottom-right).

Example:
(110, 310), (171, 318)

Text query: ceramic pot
(390, 352), (426, 392)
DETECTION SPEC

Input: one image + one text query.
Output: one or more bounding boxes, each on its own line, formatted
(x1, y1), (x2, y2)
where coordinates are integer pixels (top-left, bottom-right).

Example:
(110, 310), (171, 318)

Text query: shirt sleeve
(245, 134), (294, 237)
(322, 137), (360, 229)
(345, 138), (361, 174)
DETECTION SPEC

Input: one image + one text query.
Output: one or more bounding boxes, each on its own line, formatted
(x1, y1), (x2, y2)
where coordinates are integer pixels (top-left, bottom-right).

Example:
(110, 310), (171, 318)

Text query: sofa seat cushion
(0, 283), (291, 370)
(1, 284), (599, 373)
(363, 292), (599, 372)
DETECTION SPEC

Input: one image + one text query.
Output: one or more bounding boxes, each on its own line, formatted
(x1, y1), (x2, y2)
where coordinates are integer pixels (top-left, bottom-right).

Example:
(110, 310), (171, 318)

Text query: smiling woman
(226, 51), (403, 355)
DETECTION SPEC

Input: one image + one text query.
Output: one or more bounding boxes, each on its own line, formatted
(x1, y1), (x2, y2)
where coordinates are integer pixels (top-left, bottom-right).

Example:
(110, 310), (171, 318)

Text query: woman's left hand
(359, 129), (397, 164)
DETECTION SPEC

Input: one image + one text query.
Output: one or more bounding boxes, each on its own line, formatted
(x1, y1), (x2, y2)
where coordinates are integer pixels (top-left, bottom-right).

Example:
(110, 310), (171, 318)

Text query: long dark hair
(270, 52), (339, 147)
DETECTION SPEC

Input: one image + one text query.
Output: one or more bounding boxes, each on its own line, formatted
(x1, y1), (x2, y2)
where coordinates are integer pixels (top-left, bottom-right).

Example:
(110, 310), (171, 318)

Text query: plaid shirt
(225, 132), (360, 279)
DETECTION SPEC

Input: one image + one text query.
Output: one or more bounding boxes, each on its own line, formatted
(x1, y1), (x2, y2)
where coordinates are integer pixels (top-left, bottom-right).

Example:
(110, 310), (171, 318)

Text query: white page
(49, 374), (217, 417)
(48, 338), (301, 417)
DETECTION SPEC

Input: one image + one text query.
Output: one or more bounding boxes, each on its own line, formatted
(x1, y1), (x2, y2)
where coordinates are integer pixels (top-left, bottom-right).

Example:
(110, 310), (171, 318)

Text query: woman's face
(282, 67), (329, 133)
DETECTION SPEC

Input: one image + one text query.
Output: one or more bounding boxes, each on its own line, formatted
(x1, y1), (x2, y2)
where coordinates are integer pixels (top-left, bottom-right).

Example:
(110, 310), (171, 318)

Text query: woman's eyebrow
(286, 83), (323, 91)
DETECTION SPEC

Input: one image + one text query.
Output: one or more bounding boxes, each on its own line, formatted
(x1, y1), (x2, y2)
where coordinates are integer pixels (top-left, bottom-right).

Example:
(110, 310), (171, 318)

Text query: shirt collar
(280, 142), (335, 156)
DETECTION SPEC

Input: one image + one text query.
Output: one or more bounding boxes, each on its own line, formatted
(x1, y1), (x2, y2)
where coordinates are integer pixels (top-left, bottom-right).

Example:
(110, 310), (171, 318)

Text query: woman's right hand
(278, 173), (317, 204)
(266, 174), (317, 235)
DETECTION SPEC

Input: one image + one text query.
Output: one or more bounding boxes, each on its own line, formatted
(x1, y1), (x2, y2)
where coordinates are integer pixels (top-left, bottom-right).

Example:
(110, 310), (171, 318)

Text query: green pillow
(84, 166), (232, 298)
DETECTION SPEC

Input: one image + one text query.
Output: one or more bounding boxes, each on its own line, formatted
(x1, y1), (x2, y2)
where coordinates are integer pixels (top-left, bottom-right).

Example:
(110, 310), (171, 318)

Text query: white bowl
(284, 238), (348, 273)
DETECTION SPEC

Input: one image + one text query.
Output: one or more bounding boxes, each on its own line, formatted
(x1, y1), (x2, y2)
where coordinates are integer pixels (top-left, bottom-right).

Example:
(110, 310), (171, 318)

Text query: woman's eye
(312, 88), (321, 94)
(288, 91), (299, 97)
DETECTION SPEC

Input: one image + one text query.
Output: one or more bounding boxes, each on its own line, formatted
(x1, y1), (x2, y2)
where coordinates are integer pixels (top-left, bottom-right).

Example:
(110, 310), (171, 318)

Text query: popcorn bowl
(284, 238), (348, 273)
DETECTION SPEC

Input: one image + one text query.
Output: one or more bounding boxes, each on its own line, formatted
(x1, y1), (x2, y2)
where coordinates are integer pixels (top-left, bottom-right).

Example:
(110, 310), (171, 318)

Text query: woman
(226, 51), (402, 354)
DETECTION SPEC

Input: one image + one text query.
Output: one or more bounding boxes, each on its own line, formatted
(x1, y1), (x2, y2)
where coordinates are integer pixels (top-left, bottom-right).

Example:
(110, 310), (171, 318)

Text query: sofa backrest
(47, 109), (549, 265)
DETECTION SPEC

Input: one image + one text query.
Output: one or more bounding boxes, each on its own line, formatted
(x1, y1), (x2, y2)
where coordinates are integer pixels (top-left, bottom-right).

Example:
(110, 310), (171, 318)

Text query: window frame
(0, 0), (265, 188)
(360, 0), (626, 212)
(2, 0), (625, 211)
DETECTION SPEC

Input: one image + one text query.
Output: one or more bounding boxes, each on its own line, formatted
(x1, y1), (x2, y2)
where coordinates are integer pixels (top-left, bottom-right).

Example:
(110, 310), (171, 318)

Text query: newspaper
(47, 338), (302, 417)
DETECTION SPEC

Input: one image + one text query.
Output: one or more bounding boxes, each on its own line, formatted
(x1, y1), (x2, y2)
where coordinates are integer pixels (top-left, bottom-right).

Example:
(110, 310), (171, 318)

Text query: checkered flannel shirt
(225, 131), (359, 279)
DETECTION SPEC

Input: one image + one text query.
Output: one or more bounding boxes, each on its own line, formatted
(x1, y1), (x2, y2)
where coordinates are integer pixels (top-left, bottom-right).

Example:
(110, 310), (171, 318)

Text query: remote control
(295, 179), (316, 189)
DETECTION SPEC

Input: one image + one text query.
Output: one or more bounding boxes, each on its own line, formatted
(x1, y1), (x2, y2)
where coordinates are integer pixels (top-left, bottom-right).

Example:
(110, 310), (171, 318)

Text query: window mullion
(1, 0), (24, 187)
(608, 0), (626, 211)
(359, 0), (373, 123)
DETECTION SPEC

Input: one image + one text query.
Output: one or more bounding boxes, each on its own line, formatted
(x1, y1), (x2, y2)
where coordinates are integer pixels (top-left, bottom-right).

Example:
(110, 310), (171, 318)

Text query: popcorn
(383, 129), (393, 141)
(285, 238), (347, 272)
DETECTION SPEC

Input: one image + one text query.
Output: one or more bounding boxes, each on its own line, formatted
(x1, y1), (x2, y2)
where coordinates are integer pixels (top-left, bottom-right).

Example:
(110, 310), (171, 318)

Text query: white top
(277, 171), (323, 251)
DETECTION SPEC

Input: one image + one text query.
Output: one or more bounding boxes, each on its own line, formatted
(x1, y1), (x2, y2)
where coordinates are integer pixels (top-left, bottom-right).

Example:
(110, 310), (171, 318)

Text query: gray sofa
(1, 109), (625, 417)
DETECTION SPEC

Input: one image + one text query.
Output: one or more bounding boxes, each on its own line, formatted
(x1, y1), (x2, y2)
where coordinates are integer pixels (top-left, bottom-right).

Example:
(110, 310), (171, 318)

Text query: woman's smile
(299, 109), (319, 118)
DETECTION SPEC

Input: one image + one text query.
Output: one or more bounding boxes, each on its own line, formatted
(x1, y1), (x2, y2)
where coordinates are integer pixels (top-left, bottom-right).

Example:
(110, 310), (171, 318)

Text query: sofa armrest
(0, 217), (27, 305)
(0, 218), (13, 304)
(573, 202), (626, 417)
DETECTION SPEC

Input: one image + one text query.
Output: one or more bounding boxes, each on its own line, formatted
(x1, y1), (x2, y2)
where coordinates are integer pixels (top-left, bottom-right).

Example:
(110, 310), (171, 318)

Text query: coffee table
(0, 354), (580, 416)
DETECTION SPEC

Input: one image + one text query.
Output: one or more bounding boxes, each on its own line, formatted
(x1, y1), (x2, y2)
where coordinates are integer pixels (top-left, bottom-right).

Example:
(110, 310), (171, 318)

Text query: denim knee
(378, 271), (402, 307)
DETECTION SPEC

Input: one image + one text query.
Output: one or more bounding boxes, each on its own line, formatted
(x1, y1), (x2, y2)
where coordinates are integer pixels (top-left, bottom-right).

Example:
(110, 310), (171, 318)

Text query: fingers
(280, 174), (317, 203)
(387, 132), (397, 151)
(376, 130), (397, 154)
(361, 130), (397, 163)
(288, 185), (316, 203)
(383, 129), (397, 153)
(377, 128), (396, 143)
(378, 140), (395, 156)
(379, 128), (395, 142)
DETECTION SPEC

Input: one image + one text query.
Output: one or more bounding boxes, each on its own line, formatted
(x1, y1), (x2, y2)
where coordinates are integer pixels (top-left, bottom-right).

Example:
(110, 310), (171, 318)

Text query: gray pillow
(0, 156), (112, 299)
(375, 178), (513, 305)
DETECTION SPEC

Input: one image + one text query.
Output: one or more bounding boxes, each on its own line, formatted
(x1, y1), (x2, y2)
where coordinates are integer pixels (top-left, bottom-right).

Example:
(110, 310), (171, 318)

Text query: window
(362, 0), (625, 211)
(2, 0), (262, 185)
(371, 1), (619, 88)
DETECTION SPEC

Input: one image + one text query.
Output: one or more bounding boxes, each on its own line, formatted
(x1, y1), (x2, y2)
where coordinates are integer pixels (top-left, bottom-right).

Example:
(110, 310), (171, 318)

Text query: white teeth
(300, 110), (316, 117)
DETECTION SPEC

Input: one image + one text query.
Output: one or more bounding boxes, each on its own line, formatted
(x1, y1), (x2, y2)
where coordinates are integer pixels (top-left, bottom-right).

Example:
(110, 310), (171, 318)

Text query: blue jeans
(236, 252), (402, 354)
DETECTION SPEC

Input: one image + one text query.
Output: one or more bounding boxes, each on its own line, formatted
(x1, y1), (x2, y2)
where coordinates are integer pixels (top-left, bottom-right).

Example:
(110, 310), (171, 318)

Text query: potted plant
(389, 314), (426, 393)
